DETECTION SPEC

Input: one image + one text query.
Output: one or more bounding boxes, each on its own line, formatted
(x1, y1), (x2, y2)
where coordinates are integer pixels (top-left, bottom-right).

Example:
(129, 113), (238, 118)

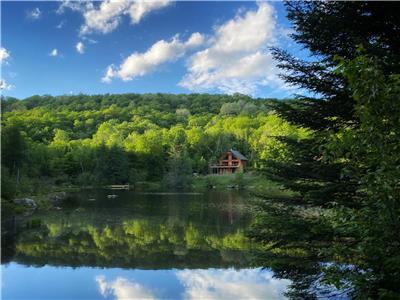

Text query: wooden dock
(107, 184), (130, 190)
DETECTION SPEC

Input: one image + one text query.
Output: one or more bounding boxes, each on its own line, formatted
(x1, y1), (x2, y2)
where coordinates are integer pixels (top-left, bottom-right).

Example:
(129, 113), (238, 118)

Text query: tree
(273, 2), (400, 132)
(322, 55), (400, 298)
(1, 124), (26, 185)
(258, 2), (400, 298)
(92, 120), (124, 147)
(268, 1), (400, 207)
(1, 92), (295, 187)
(220, 102), (241, 116)
(165, 147), (193, 189)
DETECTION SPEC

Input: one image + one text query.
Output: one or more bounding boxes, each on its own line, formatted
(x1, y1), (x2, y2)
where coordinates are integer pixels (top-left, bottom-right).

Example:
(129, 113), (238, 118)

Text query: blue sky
(1, 1), (306, 99)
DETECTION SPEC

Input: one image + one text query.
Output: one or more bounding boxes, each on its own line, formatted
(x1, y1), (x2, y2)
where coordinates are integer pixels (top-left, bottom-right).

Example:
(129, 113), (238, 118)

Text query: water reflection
(96, 275), (156, 300)
(95, 268), (290, 300)
(3, 191), (292, 299)
(10, 192), (254, 269)
(1, 263), (288, 300)
(176, 268), (290, 300)
(2, 190), (336, 299)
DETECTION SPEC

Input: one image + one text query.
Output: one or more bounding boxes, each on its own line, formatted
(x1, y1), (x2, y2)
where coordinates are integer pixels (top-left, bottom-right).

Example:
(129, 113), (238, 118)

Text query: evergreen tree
(165, 147), (192, 189)
(267, 1), (400, 207)
(323, 55), (400, 299)
(258, 2), (400, 297)
(1, 124), (26, 186)
(93, 144), (130, 185)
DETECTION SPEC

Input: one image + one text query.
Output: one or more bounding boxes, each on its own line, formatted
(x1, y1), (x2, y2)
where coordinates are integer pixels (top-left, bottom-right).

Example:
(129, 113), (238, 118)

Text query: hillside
(1, 93), (308, 197)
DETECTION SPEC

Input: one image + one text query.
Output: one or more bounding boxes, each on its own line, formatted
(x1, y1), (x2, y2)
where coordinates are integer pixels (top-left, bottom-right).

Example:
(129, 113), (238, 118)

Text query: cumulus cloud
(180, 2), (284, 96)
(80, 1), (132, 35)
(102, 32), (204, 83)
(0, 79), (14, 90)
(76, 42), (85, 54)
(102, 65), (116, 83)
(58, 0), (171, 35)
(27, 7), (42, 20)
(127, 0), (171, 24)
(176, 268), (290, 300)
(49, 49), (59, 57)
(57, 0), (86, 14)
(0, 47), (10, 64)
(96, 276), (156, 300)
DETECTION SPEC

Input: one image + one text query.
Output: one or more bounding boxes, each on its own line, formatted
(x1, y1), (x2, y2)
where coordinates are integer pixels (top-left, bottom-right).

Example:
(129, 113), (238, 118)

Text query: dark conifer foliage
(255, 2), (400, 298)
(268, 1), (400, 205)
(272, 1), (400, 131)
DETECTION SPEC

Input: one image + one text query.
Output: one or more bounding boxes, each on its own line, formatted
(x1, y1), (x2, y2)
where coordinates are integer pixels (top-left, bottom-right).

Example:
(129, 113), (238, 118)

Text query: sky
(1, 1), (307, 99)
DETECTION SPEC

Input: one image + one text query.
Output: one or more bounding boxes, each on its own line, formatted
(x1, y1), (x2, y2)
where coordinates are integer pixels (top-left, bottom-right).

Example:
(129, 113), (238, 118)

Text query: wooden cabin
(210, 149), (248, 174)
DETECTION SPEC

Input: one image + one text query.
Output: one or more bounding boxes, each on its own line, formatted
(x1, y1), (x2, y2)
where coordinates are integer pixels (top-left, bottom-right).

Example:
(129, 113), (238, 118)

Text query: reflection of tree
(248, 198), (341, 299)
(13, 216), (254, 269)
(6, 191), (350, 299)
(1, 217), (19, 264)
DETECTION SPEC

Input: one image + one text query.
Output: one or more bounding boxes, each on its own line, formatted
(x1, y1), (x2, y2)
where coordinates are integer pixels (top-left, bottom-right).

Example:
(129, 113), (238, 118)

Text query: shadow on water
(1, 217), (18, 264)
(248, 197), (351, 299)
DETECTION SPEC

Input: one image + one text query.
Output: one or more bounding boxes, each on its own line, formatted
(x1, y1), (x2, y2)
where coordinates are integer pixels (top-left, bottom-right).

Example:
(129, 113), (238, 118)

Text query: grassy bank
(192, 172), (295, 198)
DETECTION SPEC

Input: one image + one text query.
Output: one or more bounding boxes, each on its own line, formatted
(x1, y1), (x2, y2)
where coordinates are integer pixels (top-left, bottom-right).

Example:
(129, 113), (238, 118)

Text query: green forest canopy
(1, 93), (309, 196)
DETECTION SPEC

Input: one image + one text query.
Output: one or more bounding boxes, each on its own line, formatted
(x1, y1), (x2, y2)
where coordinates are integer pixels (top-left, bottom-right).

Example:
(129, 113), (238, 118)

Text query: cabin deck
(210, 149), (248, 175)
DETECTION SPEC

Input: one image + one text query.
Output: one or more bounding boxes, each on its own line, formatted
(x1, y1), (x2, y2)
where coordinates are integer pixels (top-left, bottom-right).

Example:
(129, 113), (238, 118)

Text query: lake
(2, 190), (293, 300)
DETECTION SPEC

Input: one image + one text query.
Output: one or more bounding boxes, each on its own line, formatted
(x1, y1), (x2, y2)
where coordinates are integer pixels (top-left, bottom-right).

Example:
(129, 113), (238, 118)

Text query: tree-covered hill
(1, 93), (308, 198)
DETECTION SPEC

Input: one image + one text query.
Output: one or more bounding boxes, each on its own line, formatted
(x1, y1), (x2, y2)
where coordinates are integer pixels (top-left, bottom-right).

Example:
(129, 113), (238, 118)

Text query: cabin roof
(230, 149), (248, 161)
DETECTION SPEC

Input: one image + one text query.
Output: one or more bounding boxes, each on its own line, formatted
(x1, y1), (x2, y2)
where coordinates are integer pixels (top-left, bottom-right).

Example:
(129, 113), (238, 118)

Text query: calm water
(2, 190), (291, 300)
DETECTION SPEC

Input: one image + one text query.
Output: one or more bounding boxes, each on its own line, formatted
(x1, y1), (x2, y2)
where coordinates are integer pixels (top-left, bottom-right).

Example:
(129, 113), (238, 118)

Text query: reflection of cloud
(96, 276), (156, 300)
(176, 268), (290, 300)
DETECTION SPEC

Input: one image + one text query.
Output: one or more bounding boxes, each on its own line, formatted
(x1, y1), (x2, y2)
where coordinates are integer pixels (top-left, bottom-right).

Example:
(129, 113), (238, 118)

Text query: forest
(2, 1), (400, 299)
(1, 93), (308, 198)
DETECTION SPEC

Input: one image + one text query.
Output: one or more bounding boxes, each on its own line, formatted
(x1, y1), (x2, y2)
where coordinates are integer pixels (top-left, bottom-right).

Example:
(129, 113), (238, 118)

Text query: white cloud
(83, 37), (98, 44)
(76, 42), (85, 54)
(176, 268), (290, 300)
(102, 32), (204, 83)
(180, 2), (284, 96)
(0, 79), (14, 90)
(49, 49), (59, 57)
(58, 0), (171, 35)
(96, 276), (156, 300)
(80, 1), (131, 35)
(184, 32), (205, 48)
(127, 0), (171, 24)
(279, 27), (295, 39)
(56, 21), (65, 29)
(102, 65), (116, 83)
(0, 47), (10, 64)
(57, 0), (88, 14)
(27, 7), (42, 20)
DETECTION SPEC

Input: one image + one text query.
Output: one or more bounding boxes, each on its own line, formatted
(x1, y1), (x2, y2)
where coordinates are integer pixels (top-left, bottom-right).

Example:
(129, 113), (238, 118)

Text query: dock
(106, 184), (130, 190)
